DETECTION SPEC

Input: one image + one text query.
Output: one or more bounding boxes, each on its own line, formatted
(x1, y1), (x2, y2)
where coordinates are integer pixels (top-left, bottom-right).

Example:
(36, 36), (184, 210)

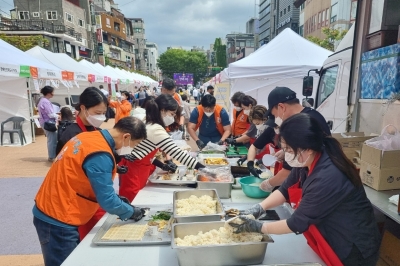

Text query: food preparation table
(363, 186), (400, 224)
(62, 183), (324, 266)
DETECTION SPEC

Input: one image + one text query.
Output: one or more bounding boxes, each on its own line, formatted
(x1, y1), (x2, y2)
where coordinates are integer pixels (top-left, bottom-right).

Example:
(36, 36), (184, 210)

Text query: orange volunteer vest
(232, 109), (249, 136)
(195, 105), (225, 136)
(35, 131), (117, 226)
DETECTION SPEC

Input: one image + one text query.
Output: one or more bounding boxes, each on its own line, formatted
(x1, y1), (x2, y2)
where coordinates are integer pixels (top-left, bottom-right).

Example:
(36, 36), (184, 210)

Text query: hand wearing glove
(118, 195), (130, 204)
(117, 165), (128, 174)
(179, 125), (184, 132)
(260, 179), (274, 192)
(240, 203), (266, 219)
(225, 138), (236, 145)
(163, 159), (178, 173)
(130, 206), (145, 221)
(196, 140), (205, 150)
(217, 140), (224, 145)
(255, 159), (263, 167)
(229, 216), (263, 234)
(237, 155), (247, 166)
(247, 161), (262, 178)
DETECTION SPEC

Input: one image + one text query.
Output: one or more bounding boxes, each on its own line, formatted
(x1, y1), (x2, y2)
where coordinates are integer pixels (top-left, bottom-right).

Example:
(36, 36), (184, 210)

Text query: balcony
(0, 19), (82, 42)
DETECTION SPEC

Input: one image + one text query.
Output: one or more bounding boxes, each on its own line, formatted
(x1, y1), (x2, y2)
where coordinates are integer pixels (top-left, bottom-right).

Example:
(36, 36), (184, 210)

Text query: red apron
(287, 153), (343, 266)
(118, 149), (159, 202)
(76, 117), (106, 241)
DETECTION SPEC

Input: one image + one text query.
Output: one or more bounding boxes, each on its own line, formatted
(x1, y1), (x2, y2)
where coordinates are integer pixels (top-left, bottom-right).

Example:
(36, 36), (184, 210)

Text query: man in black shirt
(252, 87), (331, 191)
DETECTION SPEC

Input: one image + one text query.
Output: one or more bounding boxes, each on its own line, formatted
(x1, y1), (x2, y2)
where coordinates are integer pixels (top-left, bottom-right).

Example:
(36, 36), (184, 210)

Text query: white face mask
(285, 150), (310, 168)
(275, 106), (284, 127)
(255, 124), (266, 130)
(163, 114), (175, 126)
(274, 128), (280, 135)
(86, 110), (105, 128)
(116, 138), (133, 155)
(204, 112), (214, 117)
(243, 109), (250, 115)
(121, 96), (126, 100)
(234, 106), (242, 111)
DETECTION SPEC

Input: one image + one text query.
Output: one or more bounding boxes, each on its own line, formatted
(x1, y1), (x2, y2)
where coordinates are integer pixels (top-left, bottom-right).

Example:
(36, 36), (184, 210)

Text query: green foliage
(213, 38), (227, 68)
(104, 55), (111, 66)
(0, 34), (49, 51)
(157, 49), (208, 84)
(306, 28), (348, 51)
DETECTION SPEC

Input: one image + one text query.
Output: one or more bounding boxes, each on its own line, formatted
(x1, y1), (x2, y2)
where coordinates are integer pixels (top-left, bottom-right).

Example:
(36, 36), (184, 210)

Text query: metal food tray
(172, 221), (274, 266)
(173, 189), (225, 223)
(202, 158), (230, 168)
(196, 174), (233, 199)
(148, 166), (197, 186)
(92, 204), (173, 246)
(222, 203), (294, 220)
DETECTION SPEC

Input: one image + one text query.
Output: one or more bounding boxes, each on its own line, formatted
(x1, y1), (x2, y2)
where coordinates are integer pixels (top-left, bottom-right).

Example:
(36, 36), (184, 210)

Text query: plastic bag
(197, 167), (233, 182)
(169, 130), (183, 140)
(202, 141), (226, 152)
(173, 140), (191, 152)
(365, 125), (400, 151)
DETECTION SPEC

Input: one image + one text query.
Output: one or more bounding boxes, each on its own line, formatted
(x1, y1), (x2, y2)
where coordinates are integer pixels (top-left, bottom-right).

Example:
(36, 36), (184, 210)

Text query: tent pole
(27, 78), (36, 143)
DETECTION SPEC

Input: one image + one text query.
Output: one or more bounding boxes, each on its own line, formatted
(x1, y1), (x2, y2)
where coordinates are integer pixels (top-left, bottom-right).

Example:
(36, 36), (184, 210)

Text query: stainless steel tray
(222, 203), (294, 220)
(196, 175), (233, 199)
(148, 166), (197, 186)
(92, 204), (173, 246)
(172, 221), (274, 266)
(173, 189), (225, 223)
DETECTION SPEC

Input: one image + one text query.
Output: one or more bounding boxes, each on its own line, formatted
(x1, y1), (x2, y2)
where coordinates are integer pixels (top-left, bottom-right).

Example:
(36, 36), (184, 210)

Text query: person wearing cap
(253, 86), (330, 192)
(187, 94), (231, 150)
(230, 92), (251, 137)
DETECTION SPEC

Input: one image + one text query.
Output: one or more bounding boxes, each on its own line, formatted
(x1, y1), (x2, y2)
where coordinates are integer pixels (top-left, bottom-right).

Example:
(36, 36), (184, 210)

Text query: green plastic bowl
(239, 176), (271, 198)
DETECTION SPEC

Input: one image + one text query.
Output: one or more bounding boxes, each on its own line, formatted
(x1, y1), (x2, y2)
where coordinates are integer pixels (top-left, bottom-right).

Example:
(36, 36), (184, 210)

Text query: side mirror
(303, 76), (313, 97)
(302, 98), (314, 108)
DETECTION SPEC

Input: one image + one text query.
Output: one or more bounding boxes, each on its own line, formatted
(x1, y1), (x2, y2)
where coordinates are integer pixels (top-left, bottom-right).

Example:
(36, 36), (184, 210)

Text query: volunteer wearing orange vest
(108, 91), (132, 123)
(33, 117), (147, 266)
(161, 78), (185, 131)
(229, 114), (380, 266)
(231, 91), (250, 137)
(187, 94), (231, 150)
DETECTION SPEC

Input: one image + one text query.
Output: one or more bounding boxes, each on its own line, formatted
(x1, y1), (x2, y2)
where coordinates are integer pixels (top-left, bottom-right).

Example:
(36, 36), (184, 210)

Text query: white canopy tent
(228, 28), (332, 107)
(0, 41), (62, 145)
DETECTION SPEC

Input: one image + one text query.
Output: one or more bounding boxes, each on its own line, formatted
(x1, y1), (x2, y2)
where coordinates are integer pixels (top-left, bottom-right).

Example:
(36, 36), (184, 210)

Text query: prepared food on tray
(101, 224), (149, 241)
(175, 195), (217, 216)
(197, 167), (233, 182)
(174, 225), (262, 246)
(204, 158), (229, 165)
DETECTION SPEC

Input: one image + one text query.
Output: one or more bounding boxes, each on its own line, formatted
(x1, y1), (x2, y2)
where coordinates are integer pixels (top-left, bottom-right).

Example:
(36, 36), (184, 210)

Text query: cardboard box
(360, 160), (400, 190)
(332, 132), (374, 160)
(380, 230), (400, 266)
(361, 143), (400, 168)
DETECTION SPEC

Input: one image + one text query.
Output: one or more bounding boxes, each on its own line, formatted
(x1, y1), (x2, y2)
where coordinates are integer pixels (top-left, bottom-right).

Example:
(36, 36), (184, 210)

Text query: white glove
(260, 178), (274, 192)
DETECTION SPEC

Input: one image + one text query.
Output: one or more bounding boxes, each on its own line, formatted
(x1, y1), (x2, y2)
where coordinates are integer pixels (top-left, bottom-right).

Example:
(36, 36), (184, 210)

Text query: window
(330, 3), (338, 23)
(78, 19), (85, 27)
(326, 8), (330, 25)
(284, 8), (286, 15)
(47, 11), (57, 20)
(32, 12), (39, 18)
(318, 12), (321, 28)
(134, 28), (142, 33)
(288, 5), (290, 12)
(316, 65), (339, 107)
(114, 22), (120, 32)
(280, 11), (282, 17)
(18, 11), (29, 20)
(322, 10), (325, 26)
(106, 18), (111, 28)
(65, 12), (73, 23)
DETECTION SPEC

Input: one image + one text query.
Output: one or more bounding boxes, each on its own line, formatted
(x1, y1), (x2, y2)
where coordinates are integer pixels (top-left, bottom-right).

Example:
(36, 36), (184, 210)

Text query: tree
(157, 49), (208, 84)
(213, 38), (227, 68)
(306, 28), (348, 51)
(0, 34), (49, 51)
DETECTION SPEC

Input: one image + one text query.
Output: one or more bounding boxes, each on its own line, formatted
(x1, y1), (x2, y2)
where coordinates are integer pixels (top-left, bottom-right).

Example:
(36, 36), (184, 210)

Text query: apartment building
(225, 33), (255, 64)
(129, 18), (147, 72)
(146, 42), (160, 80)
(299, 0), (331, 38)
(276, 0), (300, 35)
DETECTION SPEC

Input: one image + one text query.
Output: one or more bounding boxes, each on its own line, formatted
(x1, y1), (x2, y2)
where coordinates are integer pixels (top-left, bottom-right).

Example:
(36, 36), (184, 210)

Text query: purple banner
(173, 73), (194, 85)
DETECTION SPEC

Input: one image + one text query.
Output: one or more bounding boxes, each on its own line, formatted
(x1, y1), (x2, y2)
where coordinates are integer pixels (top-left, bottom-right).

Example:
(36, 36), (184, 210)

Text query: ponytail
(145, 99), (164, 127)
(323, 137), (362, 187)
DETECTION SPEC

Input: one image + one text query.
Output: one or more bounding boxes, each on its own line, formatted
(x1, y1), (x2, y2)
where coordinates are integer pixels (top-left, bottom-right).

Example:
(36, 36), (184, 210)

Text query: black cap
(266, 87), (297, 116)
(265, 115), (277, 127)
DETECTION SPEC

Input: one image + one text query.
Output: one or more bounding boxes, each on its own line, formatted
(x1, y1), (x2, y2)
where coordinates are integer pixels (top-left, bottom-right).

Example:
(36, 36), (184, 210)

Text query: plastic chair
(1, 117), (26, 146)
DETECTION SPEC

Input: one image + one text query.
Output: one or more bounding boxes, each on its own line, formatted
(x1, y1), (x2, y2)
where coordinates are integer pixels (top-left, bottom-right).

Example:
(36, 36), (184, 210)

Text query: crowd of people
(34, 78), (380, 266)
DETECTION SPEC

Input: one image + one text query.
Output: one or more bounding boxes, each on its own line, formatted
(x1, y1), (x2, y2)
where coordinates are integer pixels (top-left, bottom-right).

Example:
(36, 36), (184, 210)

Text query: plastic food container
(172, 221), (274, 266)
(173, 189), (224, 223)
(239, 176), (271, 198)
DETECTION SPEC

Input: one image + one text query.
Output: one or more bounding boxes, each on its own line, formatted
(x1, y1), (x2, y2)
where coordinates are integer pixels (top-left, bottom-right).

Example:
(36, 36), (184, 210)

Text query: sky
(0, 0), (257, 53)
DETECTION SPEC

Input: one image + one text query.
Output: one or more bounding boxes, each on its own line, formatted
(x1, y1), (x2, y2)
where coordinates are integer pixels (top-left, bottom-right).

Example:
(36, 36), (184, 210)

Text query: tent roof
(228, 28), (332, 79)
(0, 40), (61, 71)
(26, 46), (97, 75)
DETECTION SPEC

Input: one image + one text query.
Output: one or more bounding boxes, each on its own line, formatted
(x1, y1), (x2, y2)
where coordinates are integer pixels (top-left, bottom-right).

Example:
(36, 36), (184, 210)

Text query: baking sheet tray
(92, 204), (173, 246)
(222, 203), (294, 221)
(148, 167), (197, 186)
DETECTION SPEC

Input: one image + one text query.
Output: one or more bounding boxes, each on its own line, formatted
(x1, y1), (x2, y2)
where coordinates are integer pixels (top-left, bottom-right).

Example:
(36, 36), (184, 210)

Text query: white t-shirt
(192, 89), (199, 97)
